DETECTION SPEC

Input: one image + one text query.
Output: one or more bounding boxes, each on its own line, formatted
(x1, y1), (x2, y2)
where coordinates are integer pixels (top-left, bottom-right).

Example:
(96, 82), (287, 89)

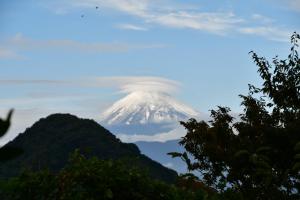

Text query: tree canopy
(0, 150), (210, 200)
(169, 32), (300, 200)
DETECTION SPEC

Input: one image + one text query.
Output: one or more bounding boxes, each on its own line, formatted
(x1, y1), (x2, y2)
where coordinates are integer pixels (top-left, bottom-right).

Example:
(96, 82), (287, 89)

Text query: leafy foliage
(0, 110), (23, 162)
(171, 32), (300, 199)
(0, 150), (208, 200)
(0, 109), (13, 138)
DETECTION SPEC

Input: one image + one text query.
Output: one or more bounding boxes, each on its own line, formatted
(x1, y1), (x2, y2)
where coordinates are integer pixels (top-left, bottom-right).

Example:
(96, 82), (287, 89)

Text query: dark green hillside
(0, 114), (177, 183)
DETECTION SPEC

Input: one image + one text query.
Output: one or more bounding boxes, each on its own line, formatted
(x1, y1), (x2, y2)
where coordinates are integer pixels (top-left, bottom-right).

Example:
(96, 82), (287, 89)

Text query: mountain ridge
(0, 113), (177, 183)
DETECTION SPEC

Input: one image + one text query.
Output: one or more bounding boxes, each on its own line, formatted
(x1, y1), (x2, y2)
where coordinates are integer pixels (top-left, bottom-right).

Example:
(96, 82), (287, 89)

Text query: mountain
(135, 140), (187, 173)
(0, 114), (177, 183)
(101, 91), (198, 135)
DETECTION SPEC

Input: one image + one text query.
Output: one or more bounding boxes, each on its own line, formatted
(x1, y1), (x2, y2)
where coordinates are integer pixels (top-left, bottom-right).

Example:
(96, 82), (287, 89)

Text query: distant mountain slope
(135, 140), (187, 173)
(0, 114), (177, 183)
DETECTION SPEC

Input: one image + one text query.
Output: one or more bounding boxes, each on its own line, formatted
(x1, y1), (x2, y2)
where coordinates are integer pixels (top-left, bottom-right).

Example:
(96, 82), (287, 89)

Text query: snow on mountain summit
(101, 91), (198, 126)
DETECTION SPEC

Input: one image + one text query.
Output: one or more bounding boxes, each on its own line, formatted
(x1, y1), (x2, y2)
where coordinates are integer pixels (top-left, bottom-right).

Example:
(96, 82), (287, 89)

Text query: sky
(0, 0), (299, 144)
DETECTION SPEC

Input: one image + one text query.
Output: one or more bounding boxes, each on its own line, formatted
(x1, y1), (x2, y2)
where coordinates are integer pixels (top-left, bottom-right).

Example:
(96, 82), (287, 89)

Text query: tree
(0, 110), (22, 162)
(0, 150), (209, 200)
(0, 109), (13, 138)
(169, 32), (300, 200)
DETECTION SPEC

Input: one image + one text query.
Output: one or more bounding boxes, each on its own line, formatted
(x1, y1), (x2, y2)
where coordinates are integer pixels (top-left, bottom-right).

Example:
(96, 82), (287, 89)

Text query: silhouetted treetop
(170, 32), (300, 200)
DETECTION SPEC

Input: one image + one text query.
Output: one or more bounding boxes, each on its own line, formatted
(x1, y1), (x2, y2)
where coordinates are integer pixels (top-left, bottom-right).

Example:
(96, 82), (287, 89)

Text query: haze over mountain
(135, 139), (187, 173)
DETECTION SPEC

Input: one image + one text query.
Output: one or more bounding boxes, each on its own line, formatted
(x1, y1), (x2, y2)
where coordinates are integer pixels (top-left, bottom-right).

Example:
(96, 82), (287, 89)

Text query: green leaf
(105, 189), (113, 199)
(234, 150), (250, 158)
(0, 109), (13, 138)
(182, 152), (192, 169)
(256, 146), (271, 154)
(292, 162), (300, 172)
(167, 152), (182, 158)
(256, 159), (271, 169)
(294, 154), (300, 160)
(294, 142), (300, 152)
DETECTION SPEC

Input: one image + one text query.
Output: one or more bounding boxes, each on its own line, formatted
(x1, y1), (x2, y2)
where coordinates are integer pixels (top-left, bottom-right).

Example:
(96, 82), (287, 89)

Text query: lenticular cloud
(91, 76), (180, 94)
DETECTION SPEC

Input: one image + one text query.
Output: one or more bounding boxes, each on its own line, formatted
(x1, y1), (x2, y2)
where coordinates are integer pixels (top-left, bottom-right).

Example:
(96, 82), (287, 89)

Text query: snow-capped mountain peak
(101, 91), (198, 126)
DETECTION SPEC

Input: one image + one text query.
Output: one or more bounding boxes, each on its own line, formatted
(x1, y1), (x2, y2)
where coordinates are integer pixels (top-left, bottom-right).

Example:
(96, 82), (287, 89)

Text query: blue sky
(0, 0), (299, 144)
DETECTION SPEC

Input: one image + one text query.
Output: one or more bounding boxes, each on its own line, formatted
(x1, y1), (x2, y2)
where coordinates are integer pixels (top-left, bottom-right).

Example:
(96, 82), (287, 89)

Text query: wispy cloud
(117, 23), (148, 31)
(284, 0), (300, 12)
(0, 33), (165, 57)
(288, 0), (300, 12)
(116, 125), (186, 142)
(260, 0), (300, 13)
(163, 162), (174, 168)
(150, 11), (243, 34)
(64, 0), (296, 41)
(89, 76), (180, 94)
(251, 14), (274, 24)
(0, 47), (24, 60)
(0, 76), (179, 94)
(0, 79), (65, 85)
(69, 0), (243, 35)
(238, 26), (291, 42)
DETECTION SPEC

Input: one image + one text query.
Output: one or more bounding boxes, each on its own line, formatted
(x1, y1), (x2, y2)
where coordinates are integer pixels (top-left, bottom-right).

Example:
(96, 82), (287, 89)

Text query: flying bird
(96, 6), (99, 9)
(0, 109), (13, 137)
(81, 14), (84, 18)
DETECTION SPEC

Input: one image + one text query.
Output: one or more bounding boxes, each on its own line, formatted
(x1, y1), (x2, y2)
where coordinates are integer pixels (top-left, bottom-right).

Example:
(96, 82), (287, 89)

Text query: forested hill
(0, 113), (177, 183)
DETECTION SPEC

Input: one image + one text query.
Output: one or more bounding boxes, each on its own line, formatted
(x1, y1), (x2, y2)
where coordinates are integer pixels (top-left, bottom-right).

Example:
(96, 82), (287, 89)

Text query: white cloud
(290, 0), (300, 11)
(64, 0), (296, 41)
(150, 11), (243, 34)
(0, 79), (65, 85)
(238, 26), (291, 42)
(0, 33), (165, 55)
(69, 0), (243, 34)
(116, 125), (186, 142)
(284, 0), (300, 12)
(0, 76), (179, 94)
(163, 162), (174, 168)
(0, 47), (24, 60)
(117, 23), (148, 31)
(251, 14), (274, 24)
(263, 0), (300, 12)
(93, 76), (180, 94)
